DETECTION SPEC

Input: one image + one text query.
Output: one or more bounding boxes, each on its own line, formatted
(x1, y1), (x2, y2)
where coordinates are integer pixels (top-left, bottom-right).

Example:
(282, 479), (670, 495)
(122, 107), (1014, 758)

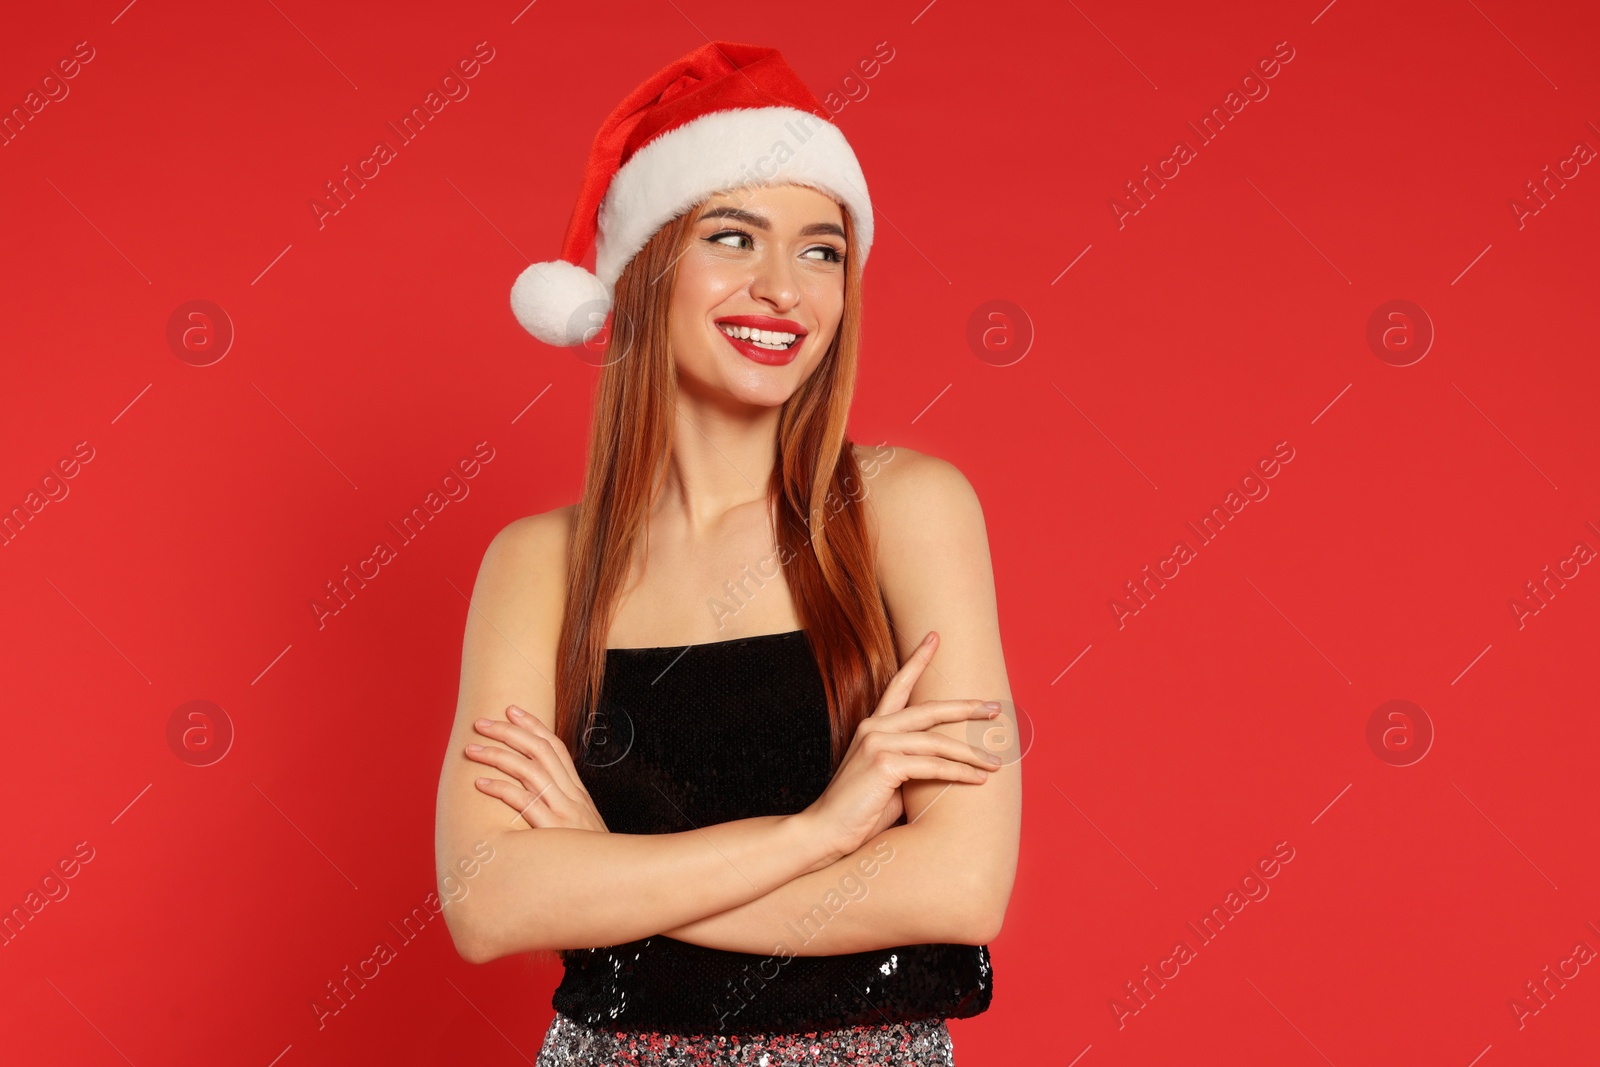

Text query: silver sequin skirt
(533, 1011), (956, 1066)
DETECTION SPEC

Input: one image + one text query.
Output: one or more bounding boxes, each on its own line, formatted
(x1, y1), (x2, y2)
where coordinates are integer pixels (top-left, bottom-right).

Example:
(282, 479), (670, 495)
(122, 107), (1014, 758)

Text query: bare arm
(659, 448), (1022, 953)
(434, 512), (845, 962)
(658, 816), (1000, 955)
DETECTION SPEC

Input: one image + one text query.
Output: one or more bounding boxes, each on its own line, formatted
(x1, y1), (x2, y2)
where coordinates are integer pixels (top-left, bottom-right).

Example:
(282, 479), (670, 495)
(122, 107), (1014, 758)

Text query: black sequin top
(551, 628), (993, 1035)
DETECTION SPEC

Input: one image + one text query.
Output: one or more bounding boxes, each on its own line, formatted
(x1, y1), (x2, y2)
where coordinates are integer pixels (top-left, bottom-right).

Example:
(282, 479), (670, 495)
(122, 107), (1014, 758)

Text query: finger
(874, 698), (1000, 732)
(507, 706), (591, 795)
(474, 716), (543, 759)
(871, 631), (939, 718)
(870, 730), (1003, 770)
(476, 716), (589, 801)
(880, 752), (992, 786)
(466, 743), (575, 805)
(474, 774), (559, 828)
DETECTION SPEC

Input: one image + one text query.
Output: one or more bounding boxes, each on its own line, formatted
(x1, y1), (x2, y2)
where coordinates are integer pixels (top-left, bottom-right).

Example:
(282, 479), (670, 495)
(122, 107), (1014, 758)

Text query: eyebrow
(697, 205), (846, 240)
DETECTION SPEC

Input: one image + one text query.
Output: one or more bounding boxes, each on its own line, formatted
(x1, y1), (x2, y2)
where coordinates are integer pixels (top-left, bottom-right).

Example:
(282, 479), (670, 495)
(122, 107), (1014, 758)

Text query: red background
(3, 0), (1598, 1063)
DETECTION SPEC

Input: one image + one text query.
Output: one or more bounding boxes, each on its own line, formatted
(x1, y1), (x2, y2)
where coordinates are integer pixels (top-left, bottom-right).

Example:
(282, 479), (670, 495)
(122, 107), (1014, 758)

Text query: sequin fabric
(551, 630), (993, 1035)
(533, 1012), (956, 1066)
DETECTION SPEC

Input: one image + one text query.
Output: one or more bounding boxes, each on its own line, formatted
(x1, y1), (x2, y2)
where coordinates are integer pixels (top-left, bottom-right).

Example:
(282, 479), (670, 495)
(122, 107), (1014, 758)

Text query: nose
(748, 246), (800, 313)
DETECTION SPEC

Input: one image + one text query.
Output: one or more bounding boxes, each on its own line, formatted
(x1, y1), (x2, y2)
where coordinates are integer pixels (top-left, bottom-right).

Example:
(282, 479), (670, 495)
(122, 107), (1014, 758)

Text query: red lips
(713, 314), (806, 366)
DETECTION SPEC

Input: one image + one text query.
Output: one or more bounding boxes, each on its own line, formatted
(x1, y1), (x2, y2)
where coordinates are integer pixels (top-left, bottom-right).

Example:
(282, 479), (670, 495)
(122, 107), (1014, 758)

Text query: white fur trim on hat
(510, 259), (611, 347)
(595, 106), (873, 290)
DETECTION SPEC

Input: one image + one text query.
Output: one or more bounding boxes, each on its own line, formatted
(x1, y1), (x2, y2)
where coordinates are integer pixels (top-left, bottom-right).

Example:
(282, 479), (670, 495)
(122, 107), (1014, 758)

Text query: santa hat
(510, 41), (875, 347)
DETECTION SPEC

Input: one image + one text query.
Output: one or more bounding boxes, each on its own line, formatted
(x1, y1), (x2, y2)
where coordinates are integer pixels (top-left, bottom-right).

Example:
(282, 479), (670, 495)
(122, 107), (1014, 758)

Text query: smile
(714, 316), (808, 366)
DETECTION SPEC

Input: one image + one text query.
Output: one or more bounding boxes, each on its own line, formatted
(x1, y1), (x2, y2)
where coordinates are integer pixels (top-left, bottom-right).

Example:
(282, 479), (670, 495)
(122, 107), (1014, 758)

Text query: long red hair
(552, 197), (897, 770)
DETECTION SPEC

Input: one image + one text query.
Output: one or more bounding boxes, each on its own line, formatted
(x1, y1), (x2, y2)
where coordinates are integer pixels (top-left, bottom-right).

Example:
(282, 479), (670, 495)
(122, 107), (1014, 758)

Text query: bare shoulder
(850, 442), (984, 544)
(439, 504), (577, 869)
(465, 504), (577, 688)
(483, 504), (576, 577)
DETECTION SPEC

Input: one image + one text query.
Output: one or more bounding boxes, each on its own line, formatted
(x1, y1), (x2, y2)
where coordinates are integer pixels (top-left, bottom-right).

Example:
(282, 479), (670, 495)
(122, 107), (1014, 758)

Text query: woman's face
(667, 183), (848, 410)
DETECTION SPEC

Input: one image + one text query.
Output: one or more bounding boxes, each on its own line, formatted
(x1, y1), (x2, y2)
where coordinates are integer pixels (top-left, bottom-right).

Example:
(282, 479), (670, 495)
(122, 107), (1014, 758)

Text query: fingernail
(466, 743), (483, 753)
(982, 701), (1001, 710)
(475, 718), (492, 729)
(986, 753), (1003, 765)
(475, 777), (491, 787)
(509, 706), (525, 719)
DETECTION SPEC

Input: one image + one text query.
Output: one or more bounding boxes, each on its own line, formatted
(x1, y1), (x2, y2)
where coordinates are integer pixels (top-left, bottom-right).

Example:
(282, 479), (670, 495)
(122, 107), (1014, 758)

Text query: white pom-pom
(509, 260), (611, 347)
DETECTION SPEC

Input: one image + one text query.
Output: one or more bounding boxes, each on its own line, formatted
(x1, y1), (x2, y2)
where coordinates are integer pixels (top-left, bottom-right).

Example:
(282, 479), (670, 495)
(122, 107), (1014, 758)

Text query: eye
(707, 229), (754, 250)
(804, 245), (846, 264)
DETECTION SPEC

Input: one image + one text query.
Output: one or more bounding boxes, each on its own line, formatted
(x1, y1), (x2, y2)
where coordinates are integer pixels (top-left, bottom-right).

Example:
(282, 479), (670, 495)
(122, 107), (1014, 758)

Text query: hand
(801, 630), (1000, 861)
(467, 706), (610, 832)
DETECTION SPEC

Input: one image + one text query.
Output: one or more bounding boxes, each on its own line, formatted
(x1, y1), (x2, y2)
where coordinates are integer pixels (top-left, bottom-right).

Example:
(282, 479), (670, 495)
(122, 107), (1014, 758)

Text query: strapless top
(549, 628), (993, 1035)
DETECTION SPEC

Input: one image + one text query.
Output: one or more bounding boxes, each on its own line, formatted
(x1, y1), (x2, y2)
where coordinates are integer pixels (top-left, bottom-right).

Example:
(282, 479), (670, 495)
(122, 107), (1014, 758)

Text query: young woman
(434, 42), (1021, 1066)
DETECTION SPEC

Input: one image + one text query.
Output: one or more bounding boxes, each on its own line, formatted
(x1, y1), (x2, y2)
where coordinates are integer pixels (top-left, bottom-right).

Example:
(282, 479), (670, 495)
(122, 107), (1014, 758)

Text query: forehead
(699, 183), (844, 223)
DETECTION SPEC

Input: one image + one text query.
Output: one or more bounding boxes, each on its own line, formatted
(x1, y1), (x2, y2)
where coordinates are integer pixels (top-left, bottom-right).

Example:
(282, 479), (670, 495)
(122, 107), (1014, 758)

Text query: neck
(655, 392), (782, 535)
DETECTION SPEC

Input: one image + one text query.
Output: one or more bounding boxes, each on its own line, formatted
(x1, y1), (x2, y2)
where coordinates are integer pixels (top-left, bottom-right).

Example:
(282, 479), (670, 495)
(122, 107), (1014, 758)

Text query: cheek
(674, 254), (744, 309)
(804, 276), (846, 332)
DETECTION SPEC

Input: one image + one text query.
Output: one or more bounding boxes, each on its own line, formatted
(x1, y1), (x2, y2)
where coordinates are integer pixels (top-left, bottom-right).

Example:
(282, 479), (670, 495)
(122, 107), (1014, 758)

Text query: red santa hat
(510, 41), (875, 347)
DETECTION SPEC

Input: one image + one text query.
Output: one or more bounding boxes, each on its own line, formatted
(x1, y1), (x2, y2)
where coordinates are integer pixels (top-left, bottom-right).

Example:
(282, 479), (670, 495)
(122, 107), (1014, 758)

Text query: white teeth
(718, 323), (799, 350)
